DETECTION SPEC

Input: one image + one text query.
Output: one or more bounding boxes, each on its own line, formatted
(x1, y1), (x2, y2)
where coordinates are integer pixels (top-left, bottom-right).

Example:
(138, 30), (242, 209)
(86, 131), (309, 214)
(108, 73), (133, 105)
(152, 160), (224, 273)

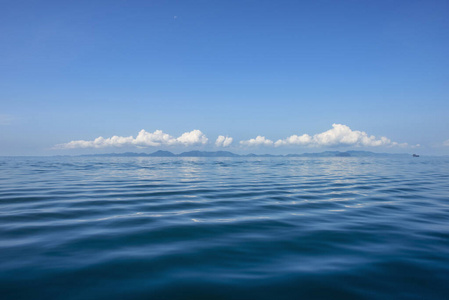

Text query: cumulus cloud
(274, 134), (312, 147)
(275, 124), (407, 147)
(55, 124), (412, 150)
(215, 135), (233, 147)
(133, 130), (177, 147)
(176, 130), (208, 145)
(240, 136), (274, 147)
(56, 129), (208, 149)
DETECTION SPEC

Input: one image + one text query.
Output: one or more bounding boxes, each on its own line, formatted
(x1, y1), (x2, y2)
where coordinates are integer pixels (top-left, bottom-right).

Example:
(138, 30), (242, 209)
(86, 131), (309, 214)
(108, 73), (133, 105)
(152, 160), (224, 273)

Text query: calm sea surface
(1, 156), (449, 299)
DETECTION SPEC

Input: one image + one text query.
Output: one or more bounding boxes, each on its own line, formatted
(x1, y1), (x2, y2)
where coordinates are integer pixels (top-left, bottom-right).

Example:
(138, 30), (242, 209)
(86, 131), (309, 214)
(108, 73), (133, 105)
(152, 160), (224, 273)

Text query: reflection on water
(1, 156), (449, 299)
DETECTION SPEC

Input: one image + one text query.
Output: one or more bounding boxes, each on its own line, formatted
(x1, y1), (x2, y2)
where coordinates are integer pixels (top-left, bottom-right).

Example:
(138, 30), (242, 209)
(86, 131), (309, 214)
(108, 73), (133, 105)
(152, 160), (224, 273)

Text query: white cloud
(215, 135), (233, 147)
(56, 129), (208, 149)
(60, 135), (135, 149)
(274, 134), (312, 147)
(240, 136), (274, 147)
(55, 124), (412, 150)
(444, 140), (449, 147)
(275, 124), (407, 147)
(311, 124), (393, 147)
(133, 129), (177, 146)
(176, 129), (208, 146)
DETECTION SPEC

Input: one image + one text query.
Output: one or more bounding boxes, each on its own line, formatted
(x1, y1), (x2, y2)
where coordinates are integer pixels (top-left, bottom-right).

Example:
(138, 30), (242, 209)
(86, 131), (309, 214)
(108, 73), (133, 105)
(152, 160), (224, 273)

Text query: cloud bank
(56, 129), (208, 149)
(56, 124), (410, 150)
(243, 124), (408, 148)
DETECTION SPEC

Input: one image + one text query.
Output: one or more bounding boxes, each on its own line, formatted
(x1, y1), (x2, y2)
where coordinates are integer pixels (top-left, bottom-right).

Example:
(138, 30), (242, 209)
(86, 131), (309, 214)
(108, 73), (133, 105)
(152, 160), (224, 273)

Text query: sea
(1, 156), (449, 299)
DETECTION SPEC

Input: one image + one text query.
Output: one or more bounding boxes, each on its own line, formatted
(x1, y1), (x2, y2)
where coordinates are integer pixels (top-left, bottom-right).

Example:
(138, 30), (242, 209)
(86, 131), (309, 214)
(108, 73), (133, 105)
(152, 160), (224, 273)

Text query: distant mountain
(335, 152), (351, 157)
(346, 151), (409, 157)
(244, 153), (258, 157)
(80, 150), (412, 158)
(178, 151), (239, 157)
(287, 151), (341, 157)
(148, 150), (175, 157)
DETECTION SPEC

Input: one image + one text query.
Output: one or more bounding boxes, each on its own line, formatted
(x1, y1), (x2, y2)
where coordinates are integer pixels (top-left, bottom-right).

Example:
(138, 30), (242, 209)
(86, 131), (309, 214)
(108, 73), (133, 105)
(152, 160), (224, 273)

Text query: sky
(1, 0), (448, 155)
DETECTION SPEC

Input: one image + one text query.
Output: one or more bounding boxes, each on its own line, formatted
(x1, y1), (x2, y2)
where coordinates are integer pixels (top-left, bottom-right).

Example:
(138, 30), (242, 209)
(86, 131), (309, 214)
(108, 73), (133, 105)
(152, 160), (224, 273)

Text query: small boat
(412, 154), (419, 157)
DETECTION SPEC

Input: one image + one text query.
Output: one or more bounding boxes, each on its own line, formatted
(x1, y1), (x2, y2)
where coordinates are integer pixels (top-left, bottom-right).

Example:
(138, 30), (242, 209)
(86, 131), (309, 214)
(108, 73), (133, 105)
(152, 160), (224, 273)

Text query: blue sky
(1, 0), (448, 155)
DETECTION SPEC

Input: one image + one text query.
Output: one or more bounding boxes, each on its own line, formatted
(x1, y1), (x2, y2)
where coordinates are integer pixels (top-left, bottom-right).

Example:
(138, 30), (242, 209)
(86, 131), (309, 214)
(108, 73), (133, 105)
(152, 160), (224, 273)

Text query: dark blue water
(1, 156), (449, 299)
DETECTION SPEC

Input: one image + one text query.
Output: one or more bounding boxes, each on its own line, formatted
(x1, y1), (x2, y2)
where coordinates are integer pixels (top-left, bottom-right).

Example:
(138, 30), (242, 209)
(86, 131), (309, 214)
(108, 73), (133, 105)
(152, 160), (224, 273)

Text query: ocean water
(1, 156), (449, 300)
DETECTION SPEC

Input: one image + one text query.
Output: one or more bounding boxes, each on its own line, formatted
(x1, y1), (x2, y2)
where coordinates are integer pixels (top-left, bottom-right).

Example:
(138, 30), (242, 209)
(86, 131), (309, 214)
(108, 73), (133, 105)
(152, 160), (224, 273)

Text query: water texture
(1, 156), (449, 299)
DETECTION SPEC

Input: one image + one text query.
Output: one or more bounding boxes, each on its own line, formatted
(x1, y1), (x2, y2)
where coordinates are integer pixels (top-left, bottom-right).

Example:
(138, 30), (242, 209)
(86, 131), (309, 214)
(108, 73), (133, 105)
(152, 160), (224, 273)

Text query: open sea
(1, 156), (449, 299)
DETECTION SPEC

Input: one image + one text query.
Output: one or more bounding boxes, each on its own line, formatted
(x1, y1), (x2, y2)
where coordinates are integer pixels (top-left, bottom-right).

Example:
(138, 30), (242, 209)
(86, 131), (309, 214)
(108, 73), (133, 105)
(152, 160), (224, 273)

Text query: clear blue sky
(1, 0), (448, 155)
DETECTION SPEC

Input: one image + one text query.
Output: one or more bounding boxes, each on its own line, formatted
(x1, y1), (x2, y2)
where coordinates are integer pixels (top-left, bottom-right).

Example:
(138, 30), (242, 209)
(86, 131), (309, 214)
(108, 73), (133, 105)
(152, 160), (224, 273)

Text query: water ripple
(1, 156), (449, 299)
